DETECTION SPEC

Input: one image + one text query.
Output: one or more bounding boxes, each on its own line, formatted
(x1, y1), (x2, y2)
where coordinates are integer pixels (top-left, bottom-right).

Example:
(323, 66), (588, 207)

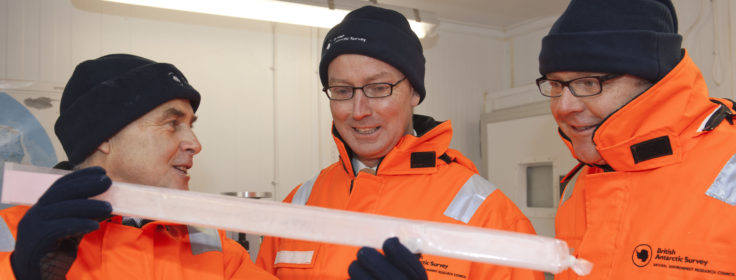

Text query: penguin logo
(632, 244), (652, 267)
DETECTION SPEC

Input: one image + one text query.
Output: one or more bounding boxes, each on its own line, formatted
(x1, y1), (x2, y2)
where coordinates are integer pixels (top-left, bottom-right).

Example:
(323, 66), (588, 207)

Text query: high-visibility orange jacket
(257, 115), (543, 280)
(0, 205), (277, 280)
(555, 51), (736, 279)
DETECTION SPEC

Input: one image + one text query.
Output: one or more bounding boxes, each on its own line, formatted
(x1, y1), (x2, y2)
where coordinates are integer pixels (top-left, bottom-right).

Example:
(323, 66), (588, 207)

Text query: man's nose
(181, 128), (202, 155)
(552, 86), (585, 114)
(351, 89), (372, 120)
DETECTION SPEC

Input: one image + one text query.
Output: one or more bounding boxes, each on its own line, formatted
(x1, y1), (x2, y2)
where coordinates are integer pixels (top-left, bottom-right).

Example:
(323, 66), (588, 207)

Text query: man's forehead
(150, 99), (195, 119)
(327, 54), (403, 79)
(328, 71), (396, 83)
(546, 71), (608, 79)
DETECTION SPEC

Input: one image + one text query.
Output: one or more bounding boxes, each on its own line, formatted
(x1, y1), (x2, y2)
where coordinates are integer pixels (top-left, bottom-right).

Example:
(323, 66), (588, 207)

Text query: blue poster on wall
(0, 92), (57, 209)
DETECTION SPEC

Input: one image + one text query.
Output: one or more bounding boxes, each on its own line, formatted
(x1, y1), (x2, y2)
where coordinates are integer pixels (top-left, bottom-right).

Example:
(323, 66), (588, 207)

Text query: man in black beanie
(257, 5), (542, 280)
(538, 0), (736, 279)
(0, 54), (276, 280)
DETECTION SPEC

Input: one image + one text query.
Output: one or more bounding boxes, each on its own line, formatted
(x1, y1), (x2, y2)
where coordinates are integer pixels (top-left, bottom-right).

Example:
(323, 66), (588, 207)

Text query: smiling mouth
(354, 126), (380, 135)
(173, 165), (190, 175)
(571, 124), (597, 132)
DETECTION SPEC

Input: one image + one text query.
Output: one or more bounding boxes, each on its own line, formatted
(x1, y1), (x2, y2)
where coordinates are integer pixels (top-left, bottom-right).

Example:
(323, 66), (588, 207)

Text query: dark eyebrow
(160, 108), (197, 125)
(365, 72), (394, 82)
(160, 108), (186, 120)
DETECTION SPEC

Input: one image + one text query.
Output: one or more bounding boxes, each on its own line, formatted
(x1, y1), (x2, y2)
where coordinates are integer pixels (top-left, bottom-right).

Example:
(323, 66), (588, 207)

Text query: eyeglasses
(536, 73), (623, 97)
(323, 77), (407, 101)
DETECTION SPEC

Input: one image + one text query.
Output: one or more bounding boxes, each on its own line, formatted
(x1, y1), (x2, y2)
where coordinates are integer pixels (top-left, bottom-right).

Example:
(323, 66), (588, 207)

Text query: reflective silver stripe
(706, 153), (736, 206)
(187, 226), (222, 255)
(291, 174), (319, 205)
(697, 107), (720, 132)
(444, 174), (497, 224)
(560, 181), (575, 206)
(0, 217), (14, 252)
(560, 171), (581, 206)
(274, 250), (314, 265)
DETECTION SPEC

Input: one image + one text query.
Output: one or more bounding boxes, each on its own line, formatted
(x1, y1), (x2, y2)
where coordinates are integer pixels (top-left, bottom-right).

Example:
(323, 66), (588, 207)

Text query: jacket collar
(560, 51), (720, 171)
(332, 114), (453, 176)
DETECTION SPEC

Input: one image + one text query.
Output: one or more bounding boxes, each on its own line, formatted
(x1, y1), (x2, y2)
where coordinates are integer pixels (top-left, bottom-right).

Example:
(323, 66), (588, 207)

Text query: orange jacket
(0, 205), (276, 280)
(257, 115), (543, 280)
(556, 52), (736, 279)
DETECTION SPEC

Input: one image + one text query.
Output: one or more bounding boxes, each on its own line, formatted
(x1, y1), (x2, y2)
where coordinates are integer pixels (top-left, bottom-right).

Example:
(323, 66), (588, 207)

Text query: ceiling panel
(378, 0), (568, 28)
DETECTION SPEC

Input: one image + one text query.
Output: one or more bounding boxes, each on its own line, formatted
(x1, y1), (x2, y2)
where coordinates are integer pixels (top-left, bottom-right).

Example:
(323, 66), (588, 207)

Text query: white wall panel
(732, 0), (736, 99)
(152, 21), (277, 196)
(4, 0), (74, 84)
(0, 0), (6, 79)
(273, 24), (327, 201)
(483, 113), (577, 237)
(6, 0), (26, 80)
(677, 0), (735, 100)
(50, 0), (73, 83)
(69, 0), (102, 66)
(315, 28), (338, 175)
(38, 0), (56, 83)
(422, 26), (507, 166)
(23, 0), (40, 82)
(97, 4), (132, 54)
(510, 28), (548, 88)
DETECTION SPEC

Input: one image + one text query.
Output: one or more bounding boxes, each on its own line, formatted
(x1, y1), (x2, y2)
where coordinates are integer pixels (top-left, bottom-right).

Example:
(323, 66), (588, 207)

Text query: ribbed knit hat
(319, 5), (426, 103)
(539, 0), (683, 82)
(54, 54), (201, 165)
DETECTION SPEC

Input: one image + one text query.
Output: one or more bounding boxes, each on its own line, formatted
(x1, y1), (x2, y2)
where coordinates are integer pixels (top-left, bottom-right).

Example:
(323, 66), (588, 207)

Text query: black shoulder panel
(630, 136), (673, 164)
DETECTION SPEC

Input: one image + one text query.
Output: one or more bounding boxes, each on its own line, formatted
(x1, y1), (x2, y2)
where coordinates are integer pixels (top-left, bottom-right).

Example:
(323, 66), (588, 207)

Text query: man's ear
(97, 140), (111, 154)
(410, 90), (420, 107)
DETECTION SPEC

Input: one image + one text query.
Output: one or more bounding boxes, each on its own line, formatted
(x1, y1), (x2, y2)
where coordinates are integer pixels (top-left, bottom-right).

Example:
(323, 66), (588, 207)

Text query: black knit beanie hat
(54, 54), (201, 165)
(319, 5), (426, 103)
(539, 0), (683, 82)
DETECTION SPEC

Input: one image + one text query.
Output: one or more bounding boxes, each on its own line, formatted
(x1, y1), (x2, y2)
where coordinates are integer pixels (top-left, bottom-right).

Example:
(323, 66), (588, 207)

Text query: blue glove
(11, 166), (113, 280)
(348, 237), (428, 280)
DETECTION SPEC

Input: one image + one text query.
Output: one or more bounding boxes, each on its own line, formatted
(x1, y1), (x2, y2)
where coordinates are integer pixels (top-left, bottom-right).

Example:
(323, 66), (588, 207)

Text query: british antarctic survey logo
(632, 243), (735, 276)
(326, 34), (367, 50)
(633, 244), (652, 267)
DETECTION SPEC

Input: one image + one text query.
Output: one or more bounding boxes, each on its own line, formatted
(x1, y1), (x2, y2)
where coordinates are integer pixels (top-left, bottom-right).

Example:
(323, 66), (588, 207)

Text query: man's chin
(157, 180), (189, 191)
(169, 184), (190, 191)
(573, 147), (606, 166)
(577, 153), (606, 166)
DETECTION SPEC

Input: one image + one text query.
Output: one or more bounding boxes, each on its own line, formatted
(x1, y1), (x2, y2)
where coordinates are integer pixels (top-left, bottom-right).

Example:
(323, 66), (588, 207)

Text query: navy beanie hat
(54, 54), (201, 165)
(539, 0), (683, 82)
(319, 5), (426, 103)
